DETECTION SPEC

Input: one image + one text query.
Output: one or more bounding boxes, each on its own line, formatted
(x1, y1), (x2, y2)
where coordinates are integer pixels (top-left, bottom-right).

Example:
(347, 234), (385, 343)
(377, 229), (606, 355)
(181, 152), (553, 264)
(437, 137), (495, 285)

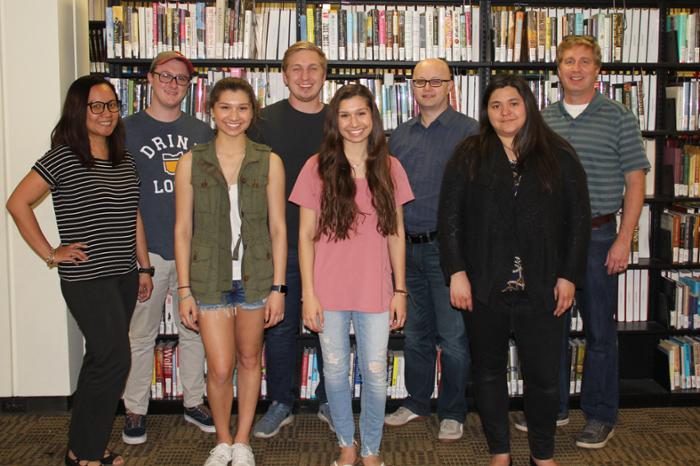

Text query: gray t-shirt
(124, 110), (214, 260)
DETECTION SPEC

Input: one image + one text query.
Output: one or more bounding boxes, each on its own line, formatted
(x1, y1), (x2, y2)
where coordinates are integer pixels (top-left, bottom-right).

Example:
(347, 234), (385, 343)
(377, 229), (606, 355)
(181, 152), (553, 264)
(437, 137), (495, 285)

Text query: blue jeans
(403, 239), (470, 422)
(559, 221), (619, 426)
(265, 248), (326, 406)
(320, 310), (390, 457)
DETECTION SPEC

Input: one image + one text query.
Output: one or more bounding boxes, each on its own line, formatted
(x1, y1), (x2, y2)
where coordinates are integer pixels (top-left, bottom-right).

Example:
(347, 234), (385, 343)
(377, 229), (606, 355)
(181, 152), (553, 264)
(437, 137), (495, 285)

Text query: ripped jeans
(320, 310), (390, 457)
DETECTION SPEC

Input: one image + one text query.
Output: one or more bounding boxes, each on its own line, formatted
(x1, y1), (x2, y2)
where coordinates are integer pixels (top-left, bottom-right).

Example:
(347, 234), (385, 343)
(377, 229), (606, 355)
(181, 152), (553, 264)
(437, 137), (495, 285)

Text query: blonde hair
(281, 42), (328, 75)
(556, 35), (602, 69)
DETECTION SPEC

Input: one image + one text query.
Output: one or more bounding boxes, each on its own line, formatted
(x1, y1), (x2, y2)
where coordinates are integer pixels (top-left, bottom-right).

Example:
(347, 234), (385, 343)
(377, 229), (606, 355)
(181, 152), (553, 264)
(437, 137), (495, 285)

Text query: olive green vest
(189, 138), (273, 304)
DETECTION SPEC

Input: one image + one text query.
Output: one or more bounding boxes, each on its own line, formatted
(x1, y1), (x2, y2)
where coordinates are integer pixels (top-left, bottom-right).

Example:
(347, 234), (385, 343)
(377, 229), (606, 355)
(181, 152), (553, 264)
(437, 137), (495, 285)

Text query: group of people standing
(6, 34), (648, 466)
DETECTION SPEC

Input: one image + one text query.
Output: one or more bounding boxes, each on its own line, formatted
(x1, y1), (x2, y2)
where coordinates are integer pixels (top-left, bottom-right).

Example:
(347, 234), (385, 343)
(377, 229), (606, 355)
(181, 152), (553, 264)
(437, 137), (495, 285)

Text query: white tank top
(229, 185), (243, 280)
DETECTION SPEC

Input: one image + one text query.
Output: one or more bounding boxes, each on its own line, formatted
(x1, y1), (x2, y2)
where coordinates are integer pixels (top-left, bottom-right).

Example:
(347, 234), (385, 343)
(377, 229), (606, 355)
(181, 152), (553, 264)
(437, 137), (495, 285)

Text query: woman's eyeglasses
(87, 100), (122, 114)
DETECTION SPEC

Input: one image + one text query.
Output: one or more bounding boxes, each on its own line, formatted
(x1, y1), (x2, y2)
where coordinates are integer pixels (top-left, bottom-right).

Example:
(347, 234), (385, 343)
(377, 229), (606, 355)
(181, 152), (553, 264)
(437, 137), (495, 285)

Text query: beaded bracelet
(178, 293), (193, 302)
(45, 247), (56, 268)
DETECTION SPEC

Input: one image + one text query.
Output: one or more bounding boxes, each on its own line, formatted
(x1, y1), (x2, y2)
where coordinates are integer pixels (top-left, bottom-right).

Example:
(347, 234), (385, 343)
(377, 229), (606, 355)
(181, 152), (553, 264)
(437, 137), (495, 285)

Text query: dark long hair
(315, 84), (397, 242)
(51, 75), (126, 168)
(208, 77), (261, 134)
(462, 74), (575, 193)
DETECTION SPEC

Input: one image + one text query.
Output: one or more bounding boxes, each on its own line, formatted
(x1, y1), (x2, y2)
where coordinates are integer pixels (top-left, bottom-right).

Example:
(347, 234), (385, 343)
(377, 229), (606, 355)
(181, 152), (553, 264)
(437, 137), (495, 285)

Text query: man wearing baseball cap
(122, 51), (215, 444)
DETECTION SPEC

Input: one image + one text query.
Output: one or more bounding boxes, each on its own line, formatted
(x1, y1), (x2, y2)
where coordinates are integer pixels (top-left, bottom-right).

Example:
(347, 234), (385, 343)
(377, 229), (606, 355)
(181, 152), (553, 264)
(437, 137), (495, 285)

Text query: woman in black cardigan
(438, 74), (591, 466)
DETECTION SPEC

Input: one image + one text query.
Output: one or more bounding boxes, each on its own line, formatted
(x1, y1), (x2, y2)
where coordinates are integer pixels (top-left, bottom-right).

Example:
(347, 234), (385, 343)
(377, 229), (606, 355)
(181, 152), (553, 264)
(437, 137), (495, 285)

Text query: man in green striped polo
(516, 35), (650, 451)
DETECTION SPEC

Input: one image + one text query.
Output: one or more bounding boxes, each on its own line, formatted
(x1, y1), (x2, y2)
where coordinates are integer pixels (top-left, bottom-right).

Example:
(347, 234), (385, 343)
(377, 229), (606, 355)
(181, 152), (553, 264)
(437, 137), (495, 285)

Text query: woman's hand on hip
(55, 242), (89, 265)
(264, 291), (285, 328)
(450, 271), (473, 311)
(553, 278), (575, 316)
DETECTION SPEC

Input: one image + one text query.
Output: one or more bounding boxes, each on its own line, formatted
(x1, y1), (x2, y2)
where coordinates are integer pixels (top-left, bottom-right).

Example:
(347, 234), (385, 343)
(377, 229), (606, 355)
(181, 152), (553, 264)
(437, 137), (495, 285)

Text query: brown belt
(591, 213), (615, 230)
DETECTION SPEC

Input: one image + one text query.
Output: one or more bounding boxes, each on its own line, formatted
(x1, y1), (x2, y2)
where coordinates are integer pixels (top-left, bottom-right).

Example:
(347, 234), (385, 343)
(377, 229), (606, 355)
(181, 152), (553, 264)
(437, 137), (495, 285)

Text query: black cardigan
(438, 139), (592, 314)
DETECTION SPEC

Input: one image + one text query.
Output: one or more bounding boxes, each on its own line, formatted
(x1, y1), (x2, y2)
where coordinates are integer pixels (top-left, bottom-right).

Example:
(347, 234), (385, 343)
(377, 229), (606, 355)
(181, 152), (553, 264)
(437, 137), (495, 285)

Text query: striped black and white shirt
(33, 145), (141, 281)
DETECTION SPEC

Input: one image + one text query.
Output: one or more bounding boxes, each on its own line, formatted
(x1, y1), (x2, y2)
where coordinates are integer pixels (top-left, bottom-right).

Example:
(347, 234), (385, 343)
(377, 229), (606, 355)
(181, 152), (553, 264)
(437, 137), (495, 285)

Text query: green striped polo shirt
(542, 91), (650, 218)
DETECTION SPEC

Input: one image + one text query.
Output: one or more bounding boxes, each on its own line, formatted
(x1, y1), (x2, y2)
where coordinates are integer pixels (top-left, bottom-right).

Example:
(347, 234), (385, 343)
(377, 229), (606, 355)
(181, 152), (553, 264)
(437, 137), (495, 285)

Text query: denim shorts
(195, 280), (267, 315)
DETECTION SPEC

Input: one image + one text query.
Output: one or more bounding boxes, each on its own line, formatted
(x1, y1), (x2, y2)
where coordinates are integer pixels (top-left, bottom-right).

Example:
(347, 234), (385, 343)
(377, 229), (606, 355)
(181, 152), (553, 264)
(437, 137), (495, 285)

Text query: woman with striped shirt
(6, 75), (153, 466)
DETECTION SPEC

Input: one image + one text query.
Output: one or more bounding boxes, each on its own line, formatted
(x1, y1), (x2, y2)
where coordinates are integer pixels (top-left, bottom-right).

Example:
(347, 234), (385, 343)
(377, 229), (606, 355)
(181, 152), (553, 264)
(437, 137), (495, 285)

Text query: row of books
(89, 0), (107, 22)
(566, 339), (587, 395)
(301, 4), (481, 63)
(658, 336), (700, 391)
(617, 270), (651, 323)
(667, 10), (700, 64)
(147, 341), (269, 400)
(109, 69), (483, 129)
(106, 1), (296, 61)
(516, 72), (658, 131)
(666, 81), (700, 132)
(150, 340), (183, 399)
(90, 26), (109, 74)
(489, 7), (660, 64)
(660, 204), (700, 266)
(663, 141), (700, 199)
(660, 269), (700, 330)
(158, 291), (179, 336)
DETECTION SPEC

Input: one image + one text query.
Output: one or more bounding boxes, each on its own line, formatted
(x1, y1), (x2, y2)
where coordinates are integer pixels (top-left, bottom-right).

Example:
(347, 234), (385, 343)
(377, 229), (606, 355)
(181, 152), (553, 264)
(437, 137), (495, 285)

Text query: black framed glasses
(152, 71), (191, 86)
(412, 79), (451, 88)
(87, 100), (122, 114)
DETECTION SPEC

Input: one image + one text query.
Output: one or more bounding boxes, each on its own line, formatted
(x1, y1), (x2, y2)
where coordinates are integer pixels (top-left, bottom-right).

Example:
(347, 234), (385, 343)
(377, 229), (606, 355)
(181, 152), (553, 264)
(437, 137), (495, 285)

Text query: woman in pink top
(290, 84), (414, 466)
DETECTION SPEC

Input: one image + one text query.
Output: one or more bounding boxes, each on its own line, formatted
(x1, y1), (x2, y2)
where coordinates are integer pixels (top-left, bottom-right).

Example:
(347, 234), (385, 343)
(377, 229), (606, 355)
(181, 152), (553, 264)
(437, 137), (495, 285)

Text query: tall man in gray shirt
(384, 59), (479, 442)
(122, 52), (215, 445)
(515, 36), (649, 451)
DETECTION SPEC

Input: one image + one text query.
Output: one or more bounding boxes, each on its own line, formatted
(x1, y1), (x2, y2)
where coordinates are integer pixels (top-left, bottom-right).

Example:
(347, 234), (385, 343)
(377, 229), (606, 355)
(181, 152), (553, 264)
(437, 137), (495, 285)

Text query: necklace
(503, 144), (514, 151)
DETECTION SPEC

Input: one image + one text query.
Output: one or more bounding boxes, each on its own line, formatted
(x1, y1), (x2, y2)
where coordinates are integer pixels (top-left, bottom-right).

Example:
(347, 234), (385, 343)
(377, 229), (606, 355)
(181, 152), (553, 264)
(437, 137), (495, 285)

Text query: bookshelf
(101, 0), (700, 413)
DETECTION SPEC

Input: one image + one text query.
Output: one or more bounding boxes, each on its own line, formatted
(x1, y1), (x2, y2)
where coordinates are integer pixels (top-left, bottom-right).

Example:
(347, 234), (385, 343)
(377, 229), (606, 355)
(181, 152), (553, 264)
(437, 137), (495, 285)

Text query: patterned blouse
(503, 159), (525, 291)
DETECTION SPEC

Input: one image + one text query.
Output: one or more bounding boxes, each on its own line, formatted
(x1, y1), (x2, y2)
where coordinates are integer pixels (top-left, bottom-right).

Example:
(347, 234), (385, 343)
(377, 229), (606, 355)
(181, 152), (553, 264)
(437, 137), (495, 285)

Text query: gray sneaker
(514, 413), (569, 433)
(384, 406), (428, 427)
(253, 401), (294, 438)
(576, 421), (614, 449)
(438, 419), (463, 443)
(317, 402), (336, 433)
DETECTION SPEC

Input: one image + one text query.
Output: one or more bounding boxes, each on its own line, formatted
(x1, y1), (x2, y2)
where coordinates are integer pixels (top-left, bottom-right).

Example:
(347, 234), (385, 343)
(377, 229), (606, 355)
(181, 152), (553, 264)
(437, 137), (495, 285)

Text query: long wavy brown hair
(315, 84), (397, 242)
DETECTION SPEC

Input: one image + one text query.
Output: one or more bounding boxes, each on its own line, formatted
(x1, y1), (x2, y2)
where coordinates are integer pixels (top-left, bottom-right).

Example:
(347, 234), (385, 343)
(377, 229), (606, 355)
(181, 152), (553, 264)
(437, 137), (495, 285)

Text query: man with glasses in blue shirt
(122, 51), (215, 445)
(384, 58), (478, 442)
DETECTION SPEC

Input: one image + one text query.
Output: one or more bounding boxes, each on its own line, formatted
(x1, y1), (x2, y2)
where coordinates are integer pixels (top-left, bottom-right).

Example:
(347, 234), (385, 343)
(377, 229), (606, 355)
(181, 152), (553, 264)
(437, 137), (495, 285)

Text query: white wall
(0, 0), (89, 396)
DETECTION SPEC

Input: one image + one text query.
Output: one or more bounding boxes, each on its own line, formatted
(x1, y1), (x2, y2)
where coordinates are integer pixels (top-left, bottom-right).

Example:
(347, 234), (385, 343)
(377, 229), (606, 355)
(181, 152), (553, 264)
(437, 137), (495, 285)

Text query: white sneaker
(231, 443), (255, 466)
(203, 443), (232, 466)
(438, 419), (463, 443)
(384, 406), (428, 427)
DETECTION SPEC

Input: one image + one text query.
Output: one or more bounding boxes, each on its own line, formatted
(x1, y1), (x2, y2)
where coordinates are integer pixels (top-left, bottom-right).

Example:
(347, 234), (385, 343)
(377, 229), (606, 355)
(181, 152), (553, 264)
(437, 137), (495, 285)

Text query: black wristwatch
(138, 266), (155, 277)
(270, 285), (288, 296)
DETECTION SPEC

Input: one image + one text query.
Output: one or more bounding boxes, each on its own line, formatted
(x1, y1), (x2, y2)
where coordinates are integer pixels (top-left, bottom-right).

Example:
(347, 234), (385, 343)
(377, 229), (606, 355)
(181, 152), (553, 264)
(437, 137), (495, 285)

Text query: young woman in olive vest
(174, 78), (287, 466)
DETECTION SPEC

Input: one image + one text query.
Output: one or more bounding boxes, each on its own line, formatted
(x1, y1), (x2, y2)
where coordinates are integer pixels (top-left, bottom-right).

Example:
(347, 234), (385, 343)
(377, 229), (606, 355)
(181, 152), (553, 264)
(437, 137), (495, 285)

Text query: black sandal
(64, 452), (104, 466)
(101, 449), (123, 465)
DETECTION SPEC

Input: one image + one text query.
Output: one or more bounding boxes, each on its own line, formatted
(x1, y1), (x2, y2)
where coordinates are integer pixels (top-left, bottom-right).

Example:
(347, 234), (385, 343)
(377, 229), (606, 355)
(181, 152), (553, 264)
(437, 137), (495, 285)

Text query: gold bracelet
(45, 247), (56, 268)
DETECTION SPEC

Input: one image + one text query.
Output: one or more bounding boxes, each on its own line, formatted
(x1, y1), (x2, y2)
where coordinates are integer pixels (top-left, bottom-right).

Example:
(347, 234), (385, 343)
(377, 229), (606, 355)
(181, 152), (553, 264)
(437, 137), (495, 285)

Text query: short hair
(281, 42), (328, 75)
(556, 35), (602, 69)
